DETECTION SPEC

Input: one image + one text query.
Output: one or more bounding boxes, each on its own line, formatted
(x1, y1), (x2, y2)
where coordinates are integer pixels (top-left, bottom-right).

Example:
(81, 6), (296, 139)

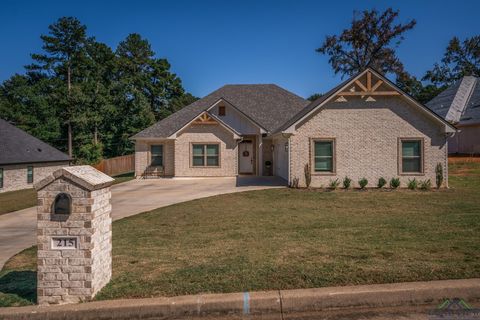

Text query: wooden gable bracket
(336, 71), (400, 101)
(193, 113), (218, 125)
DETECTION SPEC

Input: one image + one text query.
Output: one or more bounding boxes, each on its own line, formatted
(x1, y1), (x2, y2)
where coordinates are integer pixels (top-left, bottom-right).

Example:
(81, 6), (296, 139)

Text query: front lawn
(1, 162), (479, 306)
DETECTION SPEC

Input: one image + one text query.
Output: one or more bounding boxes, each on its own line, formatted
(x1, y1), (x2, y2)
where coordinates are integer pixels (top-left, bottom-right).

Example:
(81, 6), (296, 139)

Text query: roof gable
(132, 84), (308, 139)
(278, 68), (456, 134)
(0, 119), (71, 165)
(168, 111), (241, 139)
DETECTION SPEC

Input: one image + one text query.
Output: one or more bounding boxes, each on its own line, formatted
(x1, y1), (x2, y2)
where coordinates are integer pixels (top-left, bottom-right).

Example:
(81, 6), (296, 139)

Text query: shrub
(343, 176), (352, 189)
(329, 178), (340, 189)
(377, 177), (387, 188)
(390, 177), (400, 189)
(435, 162), (443, 189)
(358, 178), (368, 189)
(290, 177), (299, 188)
(304, 163), (312, 188)
(419, 179), (432, 190)
(407, 178), (417, 190)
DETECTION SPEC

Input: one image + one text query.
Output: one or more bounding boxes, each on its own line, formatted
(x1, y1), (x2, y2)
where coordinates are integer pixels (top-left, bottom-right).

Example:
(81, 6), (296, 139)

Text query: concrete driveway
(0, 176), (285, 269)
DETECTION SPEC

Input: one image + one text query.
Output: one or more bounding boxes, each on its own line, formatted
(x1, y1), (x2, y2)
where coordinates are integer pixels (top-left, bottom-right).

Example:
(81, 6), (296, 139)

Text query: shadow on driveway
(235, 176), (287, 187)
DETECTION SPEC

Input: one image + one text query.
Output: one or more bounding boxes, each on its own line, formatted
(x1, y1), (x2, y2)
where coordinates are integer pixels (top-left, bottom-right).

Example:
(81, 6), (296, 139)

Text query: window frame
(398, 138), (425, 175)
(27, 166), (34, 184)
(218, 106), (226, 116)
(150, 144), (164, 167)
(310, 138), (336, 175)
(190, 143), (221, 168)
(0, 168), (3, 188)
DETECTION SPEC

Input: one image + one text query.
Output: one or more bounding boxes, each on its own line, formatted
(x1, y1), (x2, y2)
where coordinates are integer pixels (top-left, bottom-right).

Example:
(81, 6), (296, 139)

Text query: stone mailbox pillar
(34, 165), (114, 305)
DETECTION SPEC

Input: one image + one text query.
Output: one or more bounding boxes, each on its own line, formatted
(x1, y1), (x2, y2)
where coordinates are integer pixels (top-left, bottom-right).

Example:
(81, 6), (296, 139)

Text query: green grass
(1, 163), (479, 306)
(0, 189), (37, 215)
(0, 172), (134, 216)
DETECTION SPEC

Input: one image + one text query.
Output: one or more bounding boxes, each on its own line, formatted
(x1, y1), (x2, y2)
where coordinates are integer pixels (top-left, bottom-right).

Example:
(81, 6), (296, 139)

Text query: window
(312, 139), (335, 173)
(150, 145), (163, 166)
(218, 106), (226, 116)
(192, 144), (220, 167)
(400, 139), (423, 173)
(27, 166), (34, 184)
(0, 168), (3, 188)
(53, 193), (71, 215)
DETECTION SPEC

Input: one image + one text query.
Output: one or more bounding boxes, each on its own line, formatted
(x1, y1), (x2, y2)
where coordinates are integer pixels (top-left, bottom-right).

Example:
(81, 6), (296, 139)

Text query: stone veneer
(289, 96), (448, 188)
(0, 161), (70, 193)
(35, 166), (114, 305)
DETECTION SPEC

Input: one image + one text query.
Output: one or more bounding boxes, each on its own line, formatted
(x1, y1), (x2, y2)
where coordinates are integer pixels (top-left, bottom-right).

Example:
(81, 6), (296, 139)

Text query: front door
(239, 140), (254, 174)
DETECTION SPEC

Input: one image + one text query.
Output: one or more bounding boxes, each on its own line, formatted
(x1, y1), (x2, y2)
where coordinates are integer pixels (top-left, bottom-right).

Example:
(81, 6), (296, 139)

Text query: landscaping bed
(1, 162), (479, 307)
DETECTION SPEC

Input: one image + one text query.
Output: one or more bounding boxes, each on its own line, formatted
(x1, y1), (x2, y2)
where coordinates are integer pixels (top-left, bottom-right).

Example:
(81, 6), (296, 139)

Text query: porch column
(258, 135), (263, 176)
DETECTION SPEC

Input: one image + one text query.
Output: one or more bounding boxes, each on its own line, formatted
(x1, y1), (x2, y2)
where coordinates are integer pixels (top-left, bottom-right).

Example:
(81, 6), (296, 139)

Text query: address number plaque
(51, 237), (78, 250)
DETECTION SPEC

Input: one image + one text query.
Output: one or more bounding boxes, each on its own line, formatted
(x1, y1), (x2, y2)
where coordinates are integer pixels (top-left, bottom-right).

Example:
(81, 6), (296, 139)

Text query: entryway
(239, 139), (255, 174)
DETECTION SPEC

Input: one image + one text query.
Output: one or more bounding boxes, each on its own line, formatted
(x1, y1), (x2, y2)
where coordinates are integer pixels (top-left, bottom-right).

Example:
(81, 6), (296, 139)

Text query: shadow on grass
(0, 270), (37, 304)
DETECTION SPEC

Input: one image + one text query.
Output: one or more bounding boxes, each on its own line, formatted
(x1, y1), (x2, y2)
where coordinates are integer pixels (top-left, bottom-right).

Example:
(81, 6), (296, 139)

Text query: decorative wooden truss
(193, 112), (218, 124)
(336, 70), (400, 102)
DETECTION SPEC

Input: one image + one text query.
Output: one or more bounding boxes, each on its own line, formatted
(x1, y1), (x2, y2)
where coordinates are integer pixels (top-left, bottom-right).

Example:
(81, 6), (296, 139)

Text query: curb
(1, 278), (479, 319)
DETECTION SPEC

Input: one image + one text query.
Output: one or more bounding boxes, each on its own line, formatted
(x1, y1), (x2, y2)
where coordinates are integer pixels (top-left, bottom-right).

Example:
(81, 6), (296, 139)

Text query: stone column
(34, 166), (114, 305)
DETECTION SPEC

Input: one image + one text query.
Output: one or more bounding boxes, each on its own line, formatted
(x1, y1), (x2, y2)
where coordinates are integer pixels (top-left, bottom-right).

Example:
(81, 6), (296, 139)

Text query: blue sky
(0, 0), (478, 98)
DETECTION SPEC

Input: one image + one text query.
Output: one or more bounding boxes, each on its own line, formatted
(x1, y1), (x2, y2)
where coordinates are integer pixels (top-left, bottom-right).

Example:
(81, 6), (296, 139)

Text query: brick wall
(134, 140), (175, 177)
(0, 162), (70, 193)
(289, 96), (448, 188)
(36, 177), (112, 305)
(174, 124), (238, 177)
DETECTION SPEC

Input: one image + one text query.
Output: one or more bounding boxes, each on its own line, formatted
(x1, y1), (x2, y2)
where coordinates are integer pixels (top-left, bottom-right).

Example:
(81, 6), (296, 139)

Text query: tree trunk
(67, 64), (73, 157)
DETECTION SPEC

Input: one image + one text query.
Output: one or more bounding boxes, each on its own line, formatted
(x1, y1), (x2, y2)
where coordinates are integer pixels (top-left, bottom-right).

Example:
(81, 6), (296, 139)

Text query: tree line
(310, 8), (479, 102)
(0, 17), (197, 163)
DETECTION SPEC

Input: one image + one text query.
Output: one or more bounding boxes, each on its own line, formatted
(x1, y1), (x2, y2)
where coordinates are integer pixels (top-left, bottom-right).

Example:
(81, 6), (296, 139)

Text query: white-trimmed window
(312, 139), (335, 173)
(400, 139), (424, 174)
(27, 166), (34, 184)
(192, 144), (220, 167)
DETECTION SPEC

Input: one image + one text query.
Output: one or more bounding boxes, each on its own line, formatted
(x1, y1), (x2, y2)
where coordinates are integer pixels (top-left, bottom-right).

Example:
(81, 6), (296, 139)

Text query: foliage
(419, 179), (432, 191)
(377, 177), (387, 188)
(316, 8), (416, 78)
(304, 163), (312, 188)
(358, 177), (368, 189)
(329, 178), (340, 189)
(390, 177), (401, 189)
(396, 73), (446, 104)
(423, 36), (480, 87)
(0, 17), (196, 163)
(436, 163), (444, 189)
(407, 178), (417, 190)
(290, 177), (300, 189)
(343, 176), (352, 189)
(307, 93), (323, 101)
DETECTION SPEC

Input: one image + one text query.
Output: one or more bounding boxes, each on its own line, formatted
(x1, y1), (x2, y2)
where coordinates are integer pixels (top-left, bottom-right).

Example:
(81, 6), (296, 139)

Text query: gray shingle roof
(0, 119), (71, 165)
(427, 76), (480, 125)
(132, 84), (309, 138)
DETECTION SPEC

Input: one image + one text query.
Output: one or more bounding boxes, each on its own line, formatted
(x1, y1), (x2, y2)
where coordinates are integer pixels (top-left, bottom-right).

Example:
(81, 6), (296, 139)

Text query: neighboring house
(0, 119), (71, 193)
(132, 68), (456, 188)
(426, 76), (480, 155)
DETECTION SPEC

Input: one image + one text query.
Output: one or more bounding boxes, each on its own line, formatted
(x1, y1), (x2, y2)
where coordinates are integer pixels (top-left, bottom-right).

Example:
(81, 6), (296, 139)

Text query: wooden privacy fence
(94, 154), (135, 176)
(448, 156), (480, 163)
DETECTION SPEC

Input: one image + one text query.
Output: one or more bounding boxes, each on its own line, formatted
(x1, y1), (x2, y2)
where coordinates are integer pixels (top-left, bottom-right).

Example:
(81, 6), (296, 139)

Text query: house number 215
(51, 237), (77, 249)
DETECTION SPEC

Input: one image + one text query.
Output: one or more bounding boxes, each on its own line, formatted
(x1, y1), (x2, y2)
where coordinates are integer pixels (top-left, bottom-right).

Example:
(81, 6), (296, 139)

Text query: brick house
(132, 68), (456, 187)
(0, 119), (71, 192)
(427, 76), (480, 155)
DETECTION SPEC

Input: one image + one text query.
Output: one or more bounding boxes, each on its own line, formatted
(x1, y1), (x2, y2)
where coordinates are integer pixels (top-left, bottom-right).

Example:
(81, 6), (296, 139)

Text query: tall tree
(423, 36), (480, 87)
(26, 17), (89, 157)
(317, 8), (416, 78)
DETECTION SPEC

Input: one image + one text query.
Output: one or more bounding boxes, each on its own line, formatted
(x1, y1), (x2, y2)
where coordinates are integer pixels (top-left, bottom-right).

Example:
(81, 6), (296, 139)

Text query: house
(0, 119), (71, 193)
(426, 76), (480, 155)
(132, 68), (456, 188)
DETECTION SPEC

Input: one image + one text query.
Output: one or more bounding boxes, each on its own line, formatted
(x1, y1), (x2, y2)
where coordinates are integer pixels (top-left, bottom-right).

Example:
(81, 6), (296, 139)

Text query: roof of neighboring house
(132, 84), (309, 139)
(0, 119), (71, 165)
(426, 76), (480, 126)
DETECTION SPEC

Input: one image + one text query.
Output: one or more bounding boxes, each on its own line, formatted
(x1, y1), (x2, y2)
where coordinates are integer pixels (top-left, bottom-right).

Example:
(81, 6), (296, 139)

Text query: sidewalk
(1, 278), (479, 319)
